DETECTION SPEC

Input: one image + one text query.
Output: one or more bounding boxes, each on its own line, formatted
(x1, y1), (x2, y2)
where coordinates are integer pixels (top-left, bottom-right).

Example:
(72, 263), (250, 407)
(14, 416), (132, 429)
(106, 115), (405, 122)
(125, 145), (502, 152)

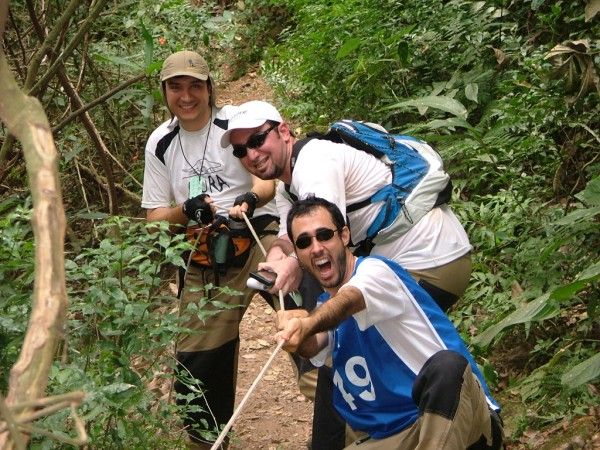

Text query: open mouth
(314, 257), (332, 277)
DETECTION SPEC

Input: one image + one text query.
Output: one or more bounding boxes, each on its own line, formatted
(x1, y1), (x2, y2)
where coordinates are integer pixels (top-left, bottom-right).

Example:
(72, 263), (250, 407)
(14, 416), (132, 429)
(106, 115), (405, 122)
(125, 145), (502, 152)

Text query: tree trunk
(0, 4), (68, 446)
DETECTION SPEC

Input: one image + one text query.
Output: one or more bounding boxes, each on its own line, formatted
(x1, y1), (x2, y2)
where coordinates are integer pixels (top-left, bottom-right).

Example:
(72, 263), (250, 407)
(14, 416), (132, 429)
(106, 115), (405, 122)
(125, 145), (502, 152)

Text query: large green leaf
(472, 293), (558, 347)
(382, 95), (468, 119)
(561, 353), (600, 388)
(575, 176), (600, 206)
(552, 205), (600, 226)
(140, 20), (154, 68)
(336, 38), (361, 59)
(425, 117), (476, 132)
(550, 261), (600, 300)
(465, 83), (479, 103)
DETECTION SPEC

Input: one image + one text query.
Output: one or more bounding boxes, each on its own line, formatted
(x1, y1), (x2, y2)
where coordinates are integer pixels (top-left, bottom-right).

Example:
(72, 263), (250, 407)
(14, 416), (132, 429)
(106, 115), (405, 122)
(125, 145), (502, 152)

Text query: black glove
(182, 194), (214, 224)
(233, 191), (259, 218)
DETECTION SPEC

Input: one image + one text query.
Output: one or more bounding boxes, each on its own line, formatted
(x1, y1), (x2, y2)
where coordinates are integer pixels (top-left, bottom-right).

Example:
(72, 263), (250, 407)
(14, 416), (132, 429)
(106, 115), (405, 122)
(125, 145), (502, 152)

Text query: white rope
(241, 211), (268, 257)
(203, 205), (289, 449)
(209, 340), (285, 450)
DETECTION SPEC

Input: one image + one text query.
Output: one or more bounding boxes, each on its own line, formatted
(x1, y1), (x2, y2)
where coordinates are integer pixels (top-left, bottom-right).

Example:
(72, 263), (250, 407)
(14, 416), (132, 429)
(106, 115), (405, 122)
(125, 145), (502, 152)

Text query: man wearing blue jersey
(276, 196), (504, 449)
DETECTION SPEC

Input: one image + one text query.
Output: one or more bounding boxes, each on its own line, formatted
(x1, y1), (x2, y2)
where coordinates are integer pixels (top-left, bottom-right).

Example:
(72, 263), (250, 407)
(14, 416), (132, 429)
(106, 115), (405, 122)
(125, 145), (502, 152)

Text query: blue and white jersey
(318, 256), (499, 439)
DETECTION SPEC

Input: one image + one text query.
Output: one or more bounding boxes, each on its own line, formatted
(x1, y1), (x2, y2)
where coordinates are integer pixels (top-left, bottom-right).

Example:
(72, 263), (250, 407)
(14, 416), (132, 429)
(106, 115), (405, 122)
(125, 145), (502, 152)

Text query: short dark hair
(286, 195), (346, 242)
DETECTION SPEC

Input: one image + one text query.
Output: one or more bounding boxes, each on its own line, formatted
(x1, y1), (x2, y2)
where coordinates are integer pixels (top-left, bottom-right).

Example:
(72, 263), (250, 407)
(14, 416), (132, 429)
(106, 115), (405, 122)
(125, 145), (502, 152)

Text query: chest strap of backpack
(284, 137), (314, 202)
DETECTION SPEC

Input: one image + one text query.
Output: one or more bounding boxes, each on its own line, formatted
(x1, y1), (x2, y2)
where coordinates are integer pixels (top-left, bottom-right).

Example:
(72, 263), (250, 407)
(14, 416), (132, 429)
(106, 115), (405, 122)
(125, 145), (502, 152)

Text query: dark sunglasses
(232, 122), (279, 158)
(294, 227), (340, 250)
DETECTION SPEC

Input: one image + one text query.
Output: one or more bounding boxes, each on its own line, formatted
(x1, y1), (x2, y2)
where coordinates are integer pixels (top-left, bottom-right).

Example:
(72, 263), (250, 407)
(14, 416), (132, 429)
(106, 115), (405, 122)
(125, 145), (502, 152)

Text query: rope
(241, 211), (268, 257)
(209, 340), (285, 450)
(202, 204), (289, 448)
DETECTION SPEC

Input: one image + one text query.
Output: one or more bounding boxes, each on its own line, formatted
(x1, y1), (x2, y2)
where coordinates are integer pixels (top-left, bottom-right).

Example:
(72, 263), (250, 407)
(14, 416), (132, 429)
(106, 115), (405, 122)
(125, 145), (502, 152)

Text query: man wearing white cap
(141, 51), (280, 448)
(221, 100), (473, 448)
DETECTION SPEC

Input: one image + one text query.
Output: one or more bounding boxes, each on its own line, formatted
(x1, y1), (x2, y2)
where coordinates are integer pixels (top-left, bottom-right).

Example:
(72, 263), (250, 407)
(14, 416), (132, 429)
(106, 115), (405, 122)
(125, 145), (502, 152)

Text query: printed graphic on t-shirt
(183, 158), (231, 195)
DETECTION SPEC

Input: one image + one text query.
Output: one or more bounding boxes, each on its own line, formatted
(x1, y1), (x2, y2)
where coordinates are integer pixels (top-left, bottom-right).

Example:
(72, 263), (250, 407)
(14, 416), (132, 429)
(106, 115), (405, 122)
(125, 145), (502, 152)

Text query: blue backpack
(287, 120), (452, 252)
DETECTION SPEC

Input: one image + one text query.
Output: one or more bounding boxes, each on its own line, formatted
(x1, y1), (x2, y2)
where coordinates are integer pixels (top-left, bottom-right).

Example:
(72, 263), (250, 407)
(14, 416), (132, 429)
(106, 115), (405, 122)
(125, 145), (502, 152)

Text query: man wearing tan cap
(141, 51), (280, 448)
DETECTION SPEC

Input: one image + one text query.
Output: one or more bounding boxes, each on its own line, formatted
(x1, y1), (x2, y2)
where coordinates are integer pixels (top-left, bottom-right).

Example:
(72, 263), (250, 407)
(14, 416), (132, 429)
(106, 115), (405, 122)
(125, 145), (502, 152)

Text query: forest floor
(213, 71), (600, 450)
(229, 296), (313, 449)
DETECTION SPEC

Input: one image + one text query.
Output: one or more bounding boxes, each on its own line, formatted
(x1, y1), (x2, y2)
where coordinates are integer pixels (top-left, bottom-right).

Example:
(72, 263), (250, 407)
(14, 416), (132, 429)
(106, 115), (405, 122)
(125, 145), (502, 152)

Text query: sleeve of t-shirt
(309, 331), (333, 367)
(345, 258), (408, 330)
(141, 130), (173, 209)
(290, 142), (348, 218)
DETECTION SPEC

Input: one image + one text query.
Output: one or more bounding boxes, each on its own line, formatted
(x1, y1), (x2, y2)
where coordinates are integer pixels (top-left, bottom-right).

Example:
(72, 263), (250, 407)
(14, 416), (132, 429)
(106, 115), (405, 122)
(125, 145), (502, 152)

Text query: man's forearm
(147, 205), (188, 230)
(303, 286), (366, 335)
(297, 332), (328, 358)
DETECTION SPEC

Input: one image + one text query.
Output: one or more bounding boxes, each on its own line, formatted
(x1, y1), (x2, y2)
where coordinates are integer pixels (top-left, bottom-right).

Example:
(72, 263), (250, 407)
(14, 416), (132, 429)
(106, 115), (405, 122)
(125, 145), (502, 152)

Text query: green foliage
(0, 208), (203, 447)
(0, 198), (35, 393)
(2, 0), (599, 445)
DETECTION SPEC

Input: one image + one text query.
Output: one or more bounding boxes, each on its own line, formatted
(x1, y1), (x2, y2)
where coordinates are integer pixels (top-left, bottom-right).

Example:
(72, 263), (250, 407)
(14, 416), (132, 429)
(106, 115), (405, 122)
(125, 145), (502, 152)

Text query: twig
(77, 161), (141, 205)
(53, 73), (147, 133)
(3, 391), (85, 413)
(209, 340), (285, 450)
(74, 159), (98, 239)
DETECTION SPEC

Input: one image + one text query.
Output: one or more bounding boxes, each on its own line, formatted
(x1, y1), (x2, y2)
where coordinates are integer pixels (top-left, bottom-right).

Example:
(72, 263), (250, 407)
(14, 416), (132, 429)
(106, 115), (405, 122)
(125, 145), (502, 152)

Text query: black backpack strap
(249, 214), (280, 236)
(434, 179), (453, 207)
(285, 137), (314, 201)
(347, 198), (372, 213)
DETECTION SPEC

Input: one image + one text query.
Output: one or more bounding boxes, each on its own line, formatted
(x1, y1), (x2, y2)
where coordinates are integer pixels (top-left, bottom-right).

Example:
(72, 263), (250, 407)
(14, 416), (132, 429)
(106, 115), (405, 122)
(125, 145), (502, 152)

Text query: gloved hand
(233, 191), (259, 218)
(182, 194), (214, 224)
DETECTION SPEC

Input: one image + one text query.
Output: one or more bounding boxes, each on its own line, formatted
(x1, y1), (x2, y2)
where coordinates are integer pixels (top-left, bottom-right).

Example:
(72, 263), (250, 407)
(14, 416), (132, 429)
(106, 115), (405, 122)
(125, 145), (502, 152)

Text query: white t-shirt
(276, 139), (470, 270)
(142, 106), (278, 219)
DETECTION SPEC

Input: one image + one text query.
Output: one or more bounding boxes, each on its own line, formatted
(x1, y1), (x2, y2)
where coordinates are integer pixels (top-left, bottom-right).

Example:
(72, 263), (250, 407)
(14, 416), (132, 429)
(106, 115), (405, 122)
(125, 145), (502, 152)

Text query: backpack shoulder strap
(284, 137), (314, 202)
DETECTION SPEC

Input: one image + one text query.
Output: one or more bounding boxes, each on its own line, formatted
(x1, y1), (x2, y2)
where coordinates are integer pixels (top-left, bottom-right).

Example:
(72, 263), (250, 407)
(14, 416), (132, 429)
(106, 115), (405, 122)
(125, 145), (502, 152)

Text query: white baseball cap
(221, 100), (283, 148)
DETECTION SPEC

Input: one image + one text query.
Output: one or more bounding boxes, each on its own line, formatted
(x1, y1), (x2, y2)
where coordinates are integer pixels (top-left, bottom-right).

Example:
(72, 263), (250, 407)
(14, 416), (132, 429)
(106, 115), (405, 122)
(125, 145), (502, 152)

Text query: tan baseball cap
(160, 50), (210, 82)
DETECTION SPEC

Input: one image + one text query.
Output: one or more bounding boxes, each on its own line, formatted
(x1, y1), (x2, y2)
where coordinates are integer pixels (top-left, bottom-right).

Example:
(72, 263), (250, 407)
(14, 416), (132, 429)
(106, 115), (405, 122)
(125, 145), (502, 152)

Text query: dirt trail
(230, 296), (312, 449)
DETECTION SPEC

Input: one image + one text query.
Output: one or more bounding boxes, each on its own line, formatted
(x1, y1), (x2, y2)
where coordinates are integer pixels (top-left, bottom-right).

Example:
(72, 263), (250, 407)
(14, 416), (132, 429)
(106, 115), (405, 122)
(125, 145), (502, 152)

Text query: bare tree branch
(58, 69), (119, 213)
(53, 72), (147, 133)
(23, 0), (80, 91)
(29, 0), (110, 96)
(78, 160), (141, 206)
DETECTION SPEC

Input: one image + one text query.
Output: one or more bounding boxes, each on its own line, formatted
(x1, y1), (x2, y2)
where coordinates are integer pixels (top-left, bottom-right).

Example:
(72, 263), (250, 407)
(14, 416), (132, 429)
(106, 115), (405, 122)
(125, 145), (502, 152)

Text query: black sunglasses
(232, 122), (279, 158)
(294, 227), (340, 250)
